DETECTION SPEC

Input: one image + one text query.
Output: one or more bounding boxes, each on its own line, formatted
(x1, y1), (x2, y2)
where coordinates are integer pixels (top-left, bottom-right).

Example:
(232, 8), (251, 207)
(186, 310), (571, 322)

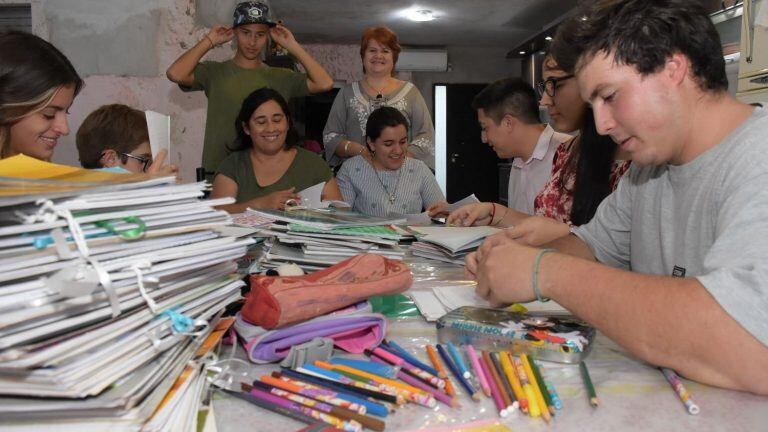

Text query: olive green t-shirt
(183, 60), (308, 173)
(216, 148), (333, 203)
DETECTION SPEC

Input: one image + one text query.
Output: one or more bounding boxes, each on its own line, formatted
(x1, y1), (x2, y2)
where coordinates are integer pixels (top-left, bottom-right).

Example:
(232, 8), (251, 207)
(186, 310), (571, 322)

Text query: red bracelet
(489, 203), (496, 225)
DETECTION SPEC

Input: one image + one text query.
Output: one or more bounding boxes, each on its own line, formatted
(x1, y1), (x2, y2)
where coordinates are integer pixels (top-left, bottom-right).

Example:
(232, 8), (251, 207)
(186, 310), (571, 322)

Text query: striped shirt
(336, 156), (445, 217)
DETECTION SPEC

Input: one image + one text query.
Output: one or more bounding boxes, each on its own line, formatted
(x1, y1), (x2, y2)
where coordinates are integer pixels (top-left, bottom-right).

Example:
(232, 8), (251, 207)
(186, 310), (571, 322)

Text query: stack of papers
(241, 208), (413, 272)
(0, 156), (252, 430)
(409, 226), (500, 264)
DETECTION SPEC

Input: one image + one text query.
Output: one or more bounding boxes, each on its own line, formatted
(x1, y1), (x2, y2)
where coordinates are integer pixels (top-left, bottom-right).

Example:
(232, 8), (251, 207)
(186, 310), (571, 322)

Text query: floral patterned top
(533, 138), (631, 225)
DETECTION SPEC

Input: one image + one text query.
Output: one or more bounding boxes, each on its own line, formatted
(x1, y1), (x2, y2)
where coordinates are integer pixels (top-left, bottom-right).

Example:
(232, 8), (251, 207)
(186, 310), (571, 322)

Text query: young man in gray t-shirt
(465, 0), (768, 395)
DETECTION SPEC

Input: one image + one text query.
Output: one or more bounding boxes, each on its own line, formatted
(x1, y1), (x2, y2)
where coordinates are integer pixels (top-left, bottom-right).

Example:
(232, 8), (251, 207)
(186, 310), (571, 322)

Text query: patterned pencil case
(242, 253), (412, 329)
(234, 305), (387, 364)
(436, 306), (596, 363)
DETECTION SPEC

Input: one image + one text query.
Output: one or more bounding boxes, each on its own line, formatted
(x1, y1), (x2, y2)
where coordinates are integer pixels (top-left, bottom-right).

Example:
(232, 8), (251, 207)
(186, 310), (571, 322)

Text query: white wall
(5, 0), (517, 181)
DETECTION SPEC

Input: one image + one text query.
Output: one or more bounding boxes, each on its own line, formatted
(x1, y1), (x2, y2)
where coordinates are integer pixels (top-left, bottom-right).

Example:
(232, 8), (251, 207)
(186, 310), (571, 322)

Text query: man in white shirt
(472, 78), (570, 213)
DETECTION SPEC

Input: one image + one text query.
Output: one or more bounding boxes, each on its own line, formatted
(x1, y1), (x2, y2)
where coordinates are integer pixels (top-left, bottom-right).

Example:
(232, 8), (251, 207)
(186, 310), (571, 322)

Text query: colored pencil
(579, 361), (599, 407)
(219, 388), (317, 426)
(246, 382), (386, 432)
(426, 345), (456, 397)
(328, 357), (400, 379)
(371, 347), (404, 366)
(277, 370), (391, 417)
(300, 364), (401, 400)
(528, 359), (555, 415)
(446, 342), (472, 379)
(260, 375), (367, 415)
(367, 348), (446, 389)
(466, 345), (491, 397)
(513, 357), (542, 418)
(520, 354), (551, 422)
(479, 350), (508, 417)
(500, 352), (528, 413)
(436, 344), (481, 401)
(490, 352), (518, 410)
(483, 351), (514, 412)
(329, 366), (404, 400)
(385, 339), (444, 378)
(661, 367), (700, 415)
(394, 367), (454, 407)
(245, 386), (362, 432)
(367, 355), (438, 407)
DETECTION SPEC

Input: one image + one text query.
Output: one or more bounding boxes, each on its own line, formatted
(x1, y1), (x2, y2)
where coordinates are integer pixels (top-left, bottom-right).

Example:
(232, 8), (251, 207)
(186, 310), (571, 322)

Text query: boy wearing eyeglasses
(76, 104), (177, 175)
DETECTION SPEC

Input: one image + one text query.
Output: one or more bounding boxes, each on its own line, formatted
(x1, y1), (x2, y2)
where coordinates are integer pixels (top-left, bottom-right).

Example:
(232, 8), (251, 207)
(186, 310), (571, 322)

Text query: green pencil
(529, 358), (556, 415)
(579, 361), (599, 407)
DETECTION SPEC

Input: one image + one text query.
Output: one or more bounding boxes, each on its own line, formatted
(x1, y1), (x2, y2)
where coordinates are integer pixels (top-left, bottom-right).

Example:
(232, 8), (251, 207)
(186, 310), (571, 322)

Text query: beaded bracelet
(532, 248), (556, 302)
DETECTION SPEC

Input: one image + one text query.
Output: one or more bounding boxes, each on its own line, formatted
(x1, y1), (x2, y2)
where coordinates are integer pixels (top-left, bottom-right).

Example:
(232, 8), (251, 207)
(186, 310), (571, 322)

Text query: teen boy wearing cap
(166, 1), (333, 176)
(467, 0), (768, 395)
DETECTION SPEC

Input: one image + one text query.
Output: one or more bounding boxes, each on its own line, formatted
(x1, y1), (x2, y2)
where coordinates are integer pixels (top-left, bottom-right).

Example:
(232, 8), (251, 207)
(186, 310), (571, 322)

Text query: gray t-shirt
(575, 106), (768, 346)
(336, 156), (445, 217)
(322, 81), (435, 169)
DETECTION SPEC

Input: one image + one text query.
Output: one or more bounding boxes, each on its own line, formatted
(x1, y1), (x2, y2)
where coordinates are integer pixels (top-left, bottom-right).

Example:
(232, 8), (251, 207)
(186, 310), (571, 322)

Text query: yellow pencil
(512, 357), (541, 417)
(521, 354), (551, 423)
(500, 352), (528, 413)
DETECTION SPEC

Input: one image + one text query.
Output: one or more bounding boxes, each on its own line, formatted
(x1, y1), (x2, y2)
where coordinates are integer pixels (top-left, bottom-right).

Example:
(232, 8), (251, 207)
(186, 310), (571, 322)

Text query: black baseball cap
(233, 1), (276, 28)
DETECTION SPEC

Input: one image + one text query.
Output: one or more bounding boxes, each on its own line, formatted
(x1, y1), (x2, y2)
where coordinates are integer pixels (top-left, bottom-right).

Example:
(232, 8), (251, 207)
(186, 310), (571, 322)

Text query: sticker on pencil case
(436, 306), (596, 363)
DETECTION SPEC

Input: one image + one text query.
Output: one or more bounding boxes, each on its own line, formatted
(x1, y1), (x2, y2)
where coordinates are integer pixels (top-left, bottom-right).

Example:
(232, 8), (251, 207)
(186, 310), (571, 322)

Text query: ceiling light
(407, 9), (436, 22)
(545, 36), (553, 41)
(519, 51), (526, 55)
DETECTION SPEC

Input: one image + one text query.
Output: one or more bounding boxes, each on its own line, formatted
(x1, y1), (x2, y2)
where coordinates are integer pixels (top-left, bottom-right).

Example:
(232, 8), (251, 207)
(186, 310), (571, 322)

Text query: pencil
(528, 358), (555, 415)
(385, 340), (444, 378)
(437, 343), (481, 401)
(490, 352), (518, 411)
(661, 367), (700, 415)
(500, 352), (528, 413)
(466, 345), (491, 397)
(426, 345), (456, 397)
(219, 388), (318, 427)
(277, 370), (392, 417)
(246, 382), (385, 432)
(479, 351), (508, 417)
(513, 357), (541, 417)
(579, 361), (599, 407)
(260, 375), (367, 415)
(520, 354), (551, 422)
(446, 342), (472, 379)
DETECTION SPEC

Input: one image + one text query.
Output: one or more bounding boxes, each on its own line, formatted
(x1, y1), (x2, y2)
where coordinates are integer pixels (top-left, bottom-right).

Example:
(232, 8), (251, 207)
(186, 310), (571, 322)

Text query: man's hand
(146, 149), (179, 178)
(207, 25), (234, 46)
(447, 202), (494, 226)
(505, 215), (570, 246)
(269, 24), (299, 52)
(473, 239), (542, 306)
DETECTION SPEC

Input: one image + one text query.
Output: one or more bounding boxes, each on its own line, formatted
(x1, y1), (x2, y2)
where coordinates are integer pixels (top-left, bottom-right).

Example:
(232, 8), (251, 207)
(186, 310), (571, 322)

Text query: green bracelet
(532, 248), (556, 302)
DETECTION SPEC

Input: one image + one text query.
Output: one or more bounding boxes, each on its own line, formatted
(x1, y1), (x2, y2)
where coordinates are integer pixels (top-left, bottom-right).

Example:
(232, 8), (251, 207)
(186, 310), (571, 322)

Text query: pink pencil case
(234, 303), (387, 364)
(242, 253), (412, 329)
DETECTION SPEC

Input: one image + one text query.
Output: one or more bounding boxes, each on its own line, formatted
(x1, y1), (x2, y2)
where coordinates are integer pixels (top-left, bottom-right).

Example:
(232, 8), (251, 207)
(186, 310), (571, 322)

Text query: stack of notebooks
(0, 156), (252, 431)
(409, 226), (501, 265)
(242, 208), (413, 272)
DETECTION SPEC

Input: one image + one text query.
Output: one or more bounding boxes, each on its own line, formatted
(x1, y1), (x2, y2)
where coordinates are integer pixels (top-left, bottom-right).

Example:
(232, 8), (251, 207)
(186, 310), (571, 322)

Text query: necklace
(364, 77), (390, 107)
(372, 162), (402, 204)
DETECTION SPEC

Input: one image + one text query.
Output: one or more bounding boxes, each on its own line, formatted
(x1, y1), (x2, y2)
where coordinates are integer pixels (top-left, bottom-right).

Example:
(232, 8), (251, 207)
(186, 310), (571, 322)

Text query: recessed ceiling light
(544, 36), (553, 41)
(407, 9), (436, 22)
(519, 51), (526, 55)
(580, 15), (588, 21)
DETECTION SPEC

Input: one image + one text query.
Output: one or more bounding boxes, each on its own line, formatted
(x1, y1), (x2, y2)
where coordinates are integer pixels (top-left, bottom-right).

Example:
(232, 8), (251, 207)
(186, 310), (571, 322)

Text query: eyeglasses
(536, 74), (575, 98)
(119, 152), (152, 172)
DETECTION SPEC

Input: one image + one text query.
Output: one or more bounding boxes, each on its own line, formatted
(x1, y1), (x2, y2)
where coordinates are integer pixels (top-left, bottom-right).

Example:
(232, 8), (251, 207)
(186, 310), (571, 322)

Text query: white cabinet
(737, 0), (768, 102)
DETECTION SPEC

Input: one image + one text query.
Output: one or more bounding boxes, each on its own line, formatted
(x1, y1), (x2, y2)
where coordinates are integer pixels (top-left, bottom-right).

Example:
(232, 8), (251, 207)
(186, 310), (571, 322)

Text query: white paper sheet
(145, 110), (171, 163)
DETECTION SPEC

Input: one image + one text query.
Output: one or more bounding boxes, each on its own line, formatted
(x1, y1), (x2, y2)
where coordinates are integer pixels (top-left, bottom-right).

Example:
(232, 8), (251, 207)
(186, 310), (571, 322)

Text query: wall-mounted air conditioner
(397, 49), (449, 71)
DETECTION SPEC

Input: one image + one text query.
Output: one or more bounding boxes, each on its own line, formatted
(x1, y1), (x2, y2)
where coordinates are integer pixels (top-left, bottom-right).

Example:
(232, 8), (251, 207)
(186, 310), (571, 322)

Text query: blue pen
(436, 344), (479, 400)
(279, 369), (389, 418)
(328, 357), (399, 379)
(446, 342), (472, 379)
(384, 340), (442, 378)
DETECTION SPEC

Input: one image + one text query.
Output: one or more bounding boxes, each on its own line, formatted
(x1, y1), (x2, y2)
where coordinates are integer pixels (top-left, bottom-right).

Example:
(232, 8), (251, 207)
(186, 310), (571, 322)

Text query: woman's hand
(206, 25), (234, 46)
(426, 201), (449, 217)
(505, 216), (570, 246)
(247, 187), (300, 210)
(447, 202), (494, 226)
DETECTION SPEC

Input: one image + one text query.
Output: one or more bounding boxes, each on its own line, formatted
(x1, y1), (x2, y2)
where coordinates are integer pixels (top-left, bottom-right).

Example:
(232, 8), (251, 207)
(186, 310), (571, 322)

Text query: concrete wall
(6, 0), (516, 181)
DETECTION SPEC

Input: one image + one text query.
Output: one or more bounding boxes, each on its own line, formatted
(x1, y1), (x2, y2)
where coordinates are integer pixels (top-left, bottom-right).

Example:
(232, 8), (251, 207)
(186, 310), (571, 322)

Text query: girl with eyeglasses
(450, 22), (631, 245)
(0, 31), (83, 162)
(323, 26), (435, 171)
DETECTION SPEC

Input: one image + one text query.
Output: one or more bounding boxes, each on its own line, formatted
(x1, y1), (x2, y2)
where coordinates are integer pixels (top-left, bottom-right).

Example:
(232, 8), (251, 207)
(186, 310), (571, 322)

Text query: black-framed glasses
(536, 74), (575, 98)
(119, 152), (152, 172)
